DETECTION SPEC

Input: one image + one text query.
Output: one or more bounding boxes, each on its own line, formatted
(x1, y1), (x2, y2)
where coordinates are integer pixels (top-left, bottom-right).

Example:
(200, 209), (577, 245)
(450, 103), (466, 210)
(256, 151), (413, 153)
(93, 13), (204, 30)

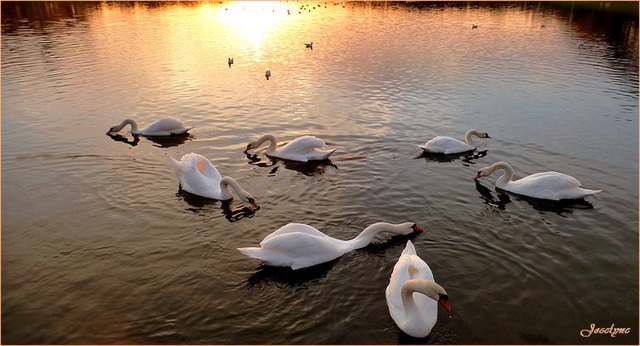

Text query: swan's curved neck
(347, 223), (402, 250)
(488, 162), (514, 187)
(255, 134), (278, 153)
(464, 129), (481, 146)
(119, 119), (139, 134)
(400, 279), (442, 319)
(220, 176), (245, 198)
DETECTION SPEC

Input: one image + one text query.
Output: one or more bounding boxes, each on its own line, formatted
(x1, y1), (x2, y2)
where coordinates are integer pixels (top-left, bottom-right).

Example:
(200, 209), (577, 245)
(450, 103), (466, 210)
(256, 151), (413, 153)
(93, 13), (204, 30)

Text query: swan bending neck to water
(474, 161), (601, 201)
(171, 153), (259, 208)
(107, 117), (192, 136)
(238, 222), (422, 270)
(386, 241), (451, 338)
(244, 134), (337, 162)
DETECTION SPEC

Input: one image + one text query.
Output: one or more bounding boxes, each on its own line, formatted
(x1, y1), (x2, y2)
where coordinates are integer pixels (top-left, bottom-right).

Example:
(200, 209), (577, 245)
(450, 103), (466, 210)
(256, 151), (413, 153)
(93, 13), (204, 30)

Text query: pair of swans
(107, 118), (336, 162)
(169, 134), (336, 204)
(420, 129), (601, 200)
(238, 225), (450, 338)
(238, 221), (423, 270)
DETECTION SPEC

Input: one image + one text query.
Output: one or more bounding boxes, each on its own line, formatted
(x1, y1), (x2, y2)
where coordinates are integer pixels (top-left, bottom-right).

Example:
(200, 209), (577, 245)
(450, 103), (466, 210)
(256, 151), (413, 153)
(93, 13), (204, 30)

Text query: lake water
(2, 1), (638, 344)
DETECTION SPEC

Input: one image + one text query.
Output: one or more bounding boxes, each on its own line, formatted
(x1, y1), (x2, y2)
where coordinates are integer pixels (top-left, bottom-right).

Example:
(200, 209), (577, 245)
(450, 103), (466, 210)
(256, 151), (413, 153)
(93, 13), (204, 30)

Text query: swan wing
(248, 231), (344, 269)
(140, 117), (191, 135)
(508, 171), (599, 200)
(421, 136), (473, 154)
(277, 136), (327, 156)
(175, 153), (224, 199)
(261, 223), (331, 245)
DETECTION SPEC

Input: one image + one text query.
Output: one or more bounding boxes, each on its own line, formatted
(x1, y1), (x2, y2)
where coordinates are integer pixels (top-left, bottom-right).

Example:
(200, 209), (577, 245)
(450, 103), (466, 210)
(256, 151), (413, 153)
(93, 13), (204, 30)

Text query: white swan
(170, 153), (259, 208)
(244, 134), (338, 162)
(386, 241), (451, 338)
(107, 117), (192, 136)
(419, 129), (490, 154)
(237, 222), (423, 270)
(474, 161), (601, 201)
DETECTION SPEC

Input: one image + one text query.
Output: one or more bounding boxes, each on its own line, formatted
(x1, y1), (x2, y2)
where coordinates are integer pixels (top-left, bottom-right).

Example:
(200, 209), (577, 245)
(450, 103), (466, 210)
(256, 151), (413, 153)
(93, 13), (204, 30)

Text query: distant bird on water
(265, 69), (272, 80)
(578, 41), (585, 47)
(540, 22), (546, 28)
(305, 42), (313, 50)
(471, 23), (478, 29)
(228, 57), (234, 67)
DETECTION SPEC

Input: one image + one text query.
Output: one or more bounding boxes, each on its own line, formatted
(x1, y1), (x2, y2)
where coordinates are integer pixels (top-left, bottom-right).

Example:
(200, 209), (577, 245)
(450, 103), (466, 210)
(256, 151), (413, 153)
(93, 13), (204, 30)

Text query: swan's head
(396, 222), (424, 234)
(474, 166), (491, 179)
(476, 131), (491, 139)
(474, 161), (509, 180)
(240, 191), (260, 210)
(402, 279), (452, 313)
(244, 141), (257, 153)
(432, 286), (452, 313)
(106, 119), (134, 135)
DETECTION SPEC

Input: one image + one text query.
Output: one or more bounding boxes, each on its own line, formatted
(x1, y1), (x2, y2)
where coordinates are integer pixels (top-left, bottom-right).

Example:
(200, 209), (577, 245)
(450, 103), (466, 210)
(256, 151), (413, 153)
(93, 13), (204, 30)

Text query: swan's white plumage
(477, 161), (601, 201)
(419, 136), (475, 154)
(108, 117), (192, 136)
(386, 241), (438, 338)
(238, 222), (420, 270)
(171, 153), (261, 213)
(139, 117), (192, 136)
(171, 153), (231, 200)
(247, 135), (337, 162)
(419, 129), (489, 154)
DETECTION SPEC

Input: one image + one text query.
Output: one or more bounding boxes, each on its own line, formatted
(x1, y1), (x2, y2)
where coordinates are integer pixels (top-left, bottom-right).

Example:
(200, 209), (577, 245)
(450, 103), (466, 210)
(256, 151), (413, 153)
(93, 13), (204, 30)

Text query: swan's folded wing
(427, 136), (473, 154)
(261, 223), (329, 245)
(181, 153), (223, 181)
(260, 232), (338, 256)
(278, 136), (327, 155)
(143, 117), (187, 133)
(522, 171), (582, 187)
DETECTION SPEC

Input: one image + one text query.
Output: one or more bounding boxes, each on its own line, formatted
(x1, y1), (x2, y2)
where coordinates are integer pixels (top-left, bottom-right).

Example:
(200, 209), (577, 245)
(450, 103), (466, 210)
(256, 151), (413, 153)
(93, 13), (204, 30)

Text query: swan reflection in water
(473, 179), (594, 215)
(245, 152), (338, 176)
(416, 149), (488, 164)
(107, 132), (192, 148)
(246, 260), (338, 289)
(176, 190), (257, 223)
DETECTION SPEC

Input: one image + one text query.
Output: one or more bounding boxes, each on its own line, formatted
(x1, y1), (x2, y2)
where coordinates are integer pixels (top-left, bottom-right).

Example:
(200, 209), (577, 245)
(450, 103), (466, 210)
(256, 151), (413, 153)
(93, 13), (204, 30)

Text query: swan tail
(418, 145), (440, 153)
(580, 188), (602, 197)
(170, 157), (185, 186)
(172, 127), (193, 135)
(401, 240), (417, 256)
(313, 147), (338, 160)
(237, 247), (263, 260)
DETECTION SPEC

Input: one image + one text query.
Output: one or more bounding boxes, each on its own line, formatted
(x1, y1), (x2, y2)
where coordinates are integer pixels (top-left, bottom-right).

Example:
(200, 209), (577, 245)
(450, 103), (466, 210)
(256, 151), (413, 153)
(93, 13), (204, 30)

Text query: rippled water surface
(2, 1), (638, 344)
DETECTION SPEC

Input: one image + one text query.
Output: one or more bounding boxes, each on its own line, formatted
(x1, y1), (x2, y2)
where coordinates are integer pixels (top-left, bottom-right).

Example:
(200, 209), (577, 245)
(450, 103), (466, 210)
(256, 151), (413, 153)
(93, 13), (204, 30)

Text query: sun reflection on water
(211, 1), (288, 61)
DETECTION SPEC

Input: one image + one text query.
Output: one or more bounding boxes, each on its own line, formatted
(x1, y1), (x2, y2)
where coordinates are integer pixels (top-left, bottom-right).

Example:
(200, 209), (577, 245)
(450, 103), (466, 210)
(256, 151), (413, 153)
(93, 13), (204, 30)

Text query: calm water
(2, 1), (638, 344)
